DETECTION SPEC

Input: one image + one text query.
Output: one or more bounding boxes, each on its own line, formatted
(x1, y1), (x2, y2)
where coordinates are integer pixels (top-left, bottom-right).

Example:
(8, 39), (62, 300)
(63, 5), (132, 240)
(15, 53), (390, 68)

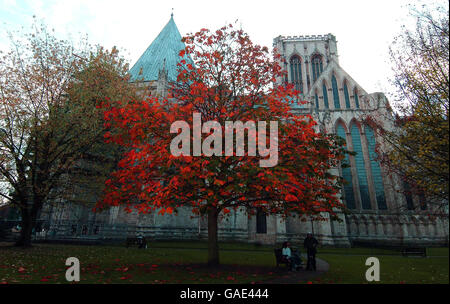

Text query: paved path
(149, 246), (331, 283)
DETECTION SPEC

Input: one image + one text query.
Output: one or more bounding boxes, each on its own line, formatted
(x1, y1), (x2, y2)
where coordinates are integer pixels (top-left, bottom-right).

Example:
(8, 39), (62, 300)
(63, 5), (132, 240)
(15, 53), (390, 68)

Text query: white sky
(0, 0), (446, 99)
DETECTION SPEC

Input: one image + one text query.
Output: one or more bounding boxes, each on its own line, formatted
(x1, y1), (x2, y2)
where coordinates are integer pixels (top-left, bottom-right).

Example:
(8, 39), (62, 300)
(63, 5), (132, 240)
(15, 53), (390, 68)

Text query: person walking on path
(304, 232), (318, 271)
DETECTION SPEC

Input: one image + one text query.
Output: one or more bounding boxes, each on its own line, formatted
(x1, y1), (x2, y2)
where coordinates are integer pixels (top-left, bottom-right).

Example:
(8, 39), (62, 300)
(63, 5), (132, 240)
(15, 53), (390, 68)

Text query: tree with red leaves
(96, 24), (347, 266)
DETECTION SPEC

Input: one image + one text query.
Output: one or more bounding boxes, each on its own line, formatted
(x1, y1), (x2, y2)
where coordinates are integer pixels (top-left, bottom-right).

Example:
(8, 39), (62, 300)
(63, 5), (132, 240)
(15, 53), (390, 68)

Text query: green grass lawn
(312, 247), (449, 284)
(0, 241), (448, 284)
(315, 254), (449, 284)
(0, 242), (280, 284)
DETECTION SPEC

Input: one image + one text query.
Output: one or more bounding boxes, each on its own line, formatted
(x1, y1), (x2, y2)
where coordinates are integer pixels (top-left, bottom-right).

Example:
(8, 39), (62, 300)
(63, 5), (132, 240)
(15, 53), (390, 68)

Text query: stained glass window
(365, 125), (387, 210)
(332, 75), (340, 109)
(290, 56), (303, 92)
(337, 125), (356, 209)
(311, 55), (323, 82)
(354, 88), (360, 108)
(351, 124), (371, 209)
(322, 83), (329, 109)
(344, 82), (351, 108)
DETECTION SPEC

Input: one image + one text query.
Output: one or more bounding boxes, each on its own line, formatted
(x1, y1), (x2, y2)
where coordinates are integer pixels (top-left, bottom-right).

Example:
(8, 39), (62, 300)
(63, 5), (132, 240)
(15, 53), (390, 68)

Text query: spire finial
(171, 8), (174, 18)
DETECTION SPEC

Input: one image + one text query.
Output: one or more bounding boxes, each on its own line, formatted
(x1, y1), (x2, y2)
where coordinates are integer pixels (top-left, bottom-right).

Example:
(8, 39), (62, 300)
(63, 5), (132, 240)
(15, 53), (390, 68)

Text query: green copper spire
(129, 15), (193, 82)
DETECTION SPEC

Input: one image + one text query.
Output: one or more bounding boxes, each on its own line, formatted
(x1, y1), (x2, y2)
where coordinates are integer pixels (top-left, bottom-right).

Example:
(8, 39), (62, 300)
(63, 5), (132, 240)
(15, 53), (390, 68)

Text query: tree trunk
(207, 207), (220, 266)
(15, 208), (34, 248)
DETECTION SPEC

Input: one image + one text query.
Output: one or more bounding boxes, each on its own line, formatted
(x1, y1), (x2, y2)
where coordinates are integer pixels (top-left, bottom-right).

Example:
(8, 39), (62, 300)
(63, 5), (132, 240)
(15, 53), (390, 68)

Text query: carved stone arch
(341, 78), (353, 109)
(334, 118), (349, 134)
(330, 69), (341, 83)
(289, 52), (303, 62)
(310, 51), (324, 61)
(350, 85), (361, 109)
(349, 118), (363, 134)
(329, 70), (343, 110)
(288, 53), (303, 92)
(342, 77), (351, 88)
(343, 78), (354, 95)
(311, 52), (325, 83)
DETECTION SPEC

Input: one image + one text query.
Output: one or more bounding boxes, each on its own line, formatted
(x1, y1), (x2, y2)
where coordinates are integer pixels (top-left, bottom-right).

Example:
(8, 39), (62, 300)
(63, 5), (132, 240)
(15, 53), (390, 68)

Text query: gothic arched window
(403, 181), (415, 210)
(351, 124), (371, 210)
(322, 83), (329, 109)
(311, 54), (323, 83)
(290, 55), (303, 92)
(337, 124), (356, 209)
(354, 88), (360, 108)
(332, 74), (340, 109)
(344, 82), (351, 108)
(365, 125), (387, 210)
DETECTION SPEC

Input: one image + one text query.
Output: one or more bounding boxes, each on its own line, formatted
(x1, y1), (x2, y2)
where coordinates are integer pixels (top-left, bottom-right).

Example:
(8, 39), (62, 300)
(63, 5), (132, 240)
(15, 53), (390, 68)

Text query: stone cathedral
(36, 16), (448, 246)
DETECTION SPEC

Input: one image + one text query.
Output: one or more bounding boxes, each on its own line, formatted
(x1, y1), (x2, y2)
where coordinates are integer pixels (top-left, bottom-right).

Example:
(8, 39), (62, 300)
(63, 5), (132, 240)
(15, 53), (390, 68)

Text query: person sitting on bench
(136, 233), (147, 249)
(282, 241), (302, 271)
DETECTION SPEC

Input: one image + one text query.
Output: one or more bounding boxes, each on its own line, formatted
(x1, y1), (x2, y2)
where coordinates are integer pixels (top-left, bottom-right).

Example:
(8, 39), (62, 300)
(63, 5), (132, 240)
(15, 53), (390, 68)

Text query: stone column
(276, 214), (287, 243)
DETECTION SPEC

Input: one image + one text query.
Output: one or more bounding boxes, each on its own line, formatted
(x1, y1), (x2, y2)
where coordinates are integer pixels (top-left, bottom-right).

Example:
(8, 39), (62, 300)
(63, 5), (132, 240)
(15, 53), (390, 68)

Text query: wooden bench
(274, 248), (290, 268)
(401, 247), (426, 257)
(126, 236), (148, 249)
(274, 248), (303, 269)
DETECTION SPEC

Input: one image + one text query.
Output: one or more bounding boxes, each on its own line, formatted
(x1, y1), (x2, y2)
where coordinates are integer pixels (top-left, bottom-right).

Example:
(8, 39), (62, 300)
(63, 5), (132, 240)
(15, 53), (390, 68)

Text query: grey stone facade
(37, 25), (448, 247)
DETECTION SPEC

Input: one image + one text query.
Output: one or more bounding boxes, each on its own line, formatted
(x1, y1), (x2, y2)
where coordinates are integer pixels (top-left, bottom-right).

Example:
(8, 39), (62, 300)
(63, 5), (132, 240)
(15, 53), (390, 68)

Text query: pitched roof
(128, 15), (193, 82)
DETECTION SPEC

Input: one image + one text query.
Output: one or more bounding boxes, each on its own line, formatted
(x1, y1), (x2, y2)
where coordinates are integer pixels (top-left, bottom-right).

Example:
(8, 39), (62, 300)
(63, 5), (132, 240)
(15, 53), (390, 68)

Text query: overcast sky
(0, 0), (446, 98)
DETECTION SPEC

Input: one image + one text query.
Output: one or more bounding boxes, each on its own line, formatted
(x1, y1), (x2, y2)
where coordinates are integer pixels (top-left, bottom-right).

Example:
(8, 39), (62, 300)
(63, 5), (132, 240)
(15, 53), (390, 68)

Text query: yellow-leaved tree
(0, 20), (136, 247)
(364, 3), (448, 211)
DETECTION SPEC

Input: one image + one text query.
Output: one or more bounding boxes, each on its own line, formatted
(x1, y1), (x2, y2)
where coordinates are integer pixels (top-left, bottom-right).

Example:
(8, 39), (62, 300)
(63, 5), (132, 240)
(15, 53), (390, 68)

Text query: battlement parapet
(273, 33), (336, 45)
